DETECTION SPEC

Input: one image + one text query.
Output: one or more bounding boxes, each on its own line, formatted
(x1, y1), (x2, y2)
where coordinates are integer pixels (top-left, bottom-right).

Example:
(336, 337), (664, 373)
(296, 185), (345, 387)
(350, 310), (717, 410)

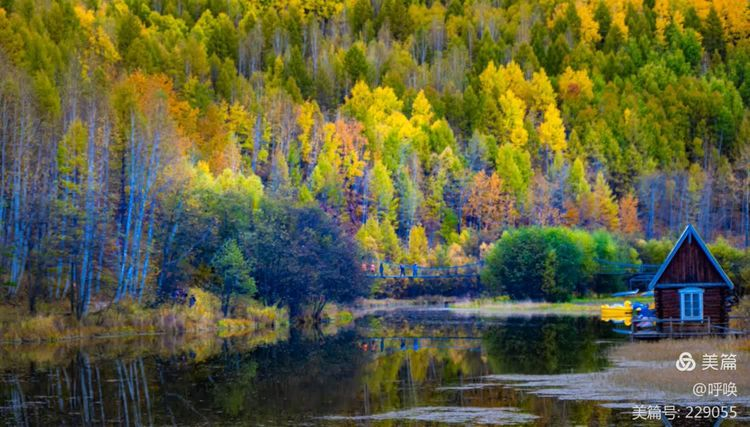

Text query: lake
(0, 309), (745, 426)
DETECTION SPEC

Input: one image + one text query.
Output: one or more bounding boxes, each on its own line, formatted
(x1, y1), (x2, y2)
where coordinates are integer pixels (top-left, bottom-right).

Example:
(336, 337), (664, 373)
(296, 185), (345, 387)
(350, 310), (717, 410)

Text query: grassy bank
(449, 296), (654, 315)
(0, 288), (288, 344)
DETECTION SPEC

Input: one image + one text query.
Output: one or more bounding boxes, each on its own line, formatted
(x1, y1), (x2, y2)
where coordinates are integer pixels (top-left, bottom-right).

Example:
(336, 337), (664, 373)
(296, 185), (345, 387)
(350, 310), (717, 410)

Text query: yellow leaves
(344, 80), (373, 121)
(297, 101), (318, 163)
(480, 60), (529, 101)
(612, 10), (629, 38)
(480, 61), (540, 147)
(654, 0), (672, 43)
(191, 161), (264, 209)
(227, 103), (252, 137)
(530, 69), (556, 115)
(410, 90), (434, 129)
(370, 159), (396, 221)
(558, 66), (594, 102)
(593, 171), (619, 231)
(74, 4), (120, 74)
(355, 218), (383, 257)
(391, 112), (416, 142)
(312, 119), (366, 196)
(713, 0), (750, 41)
(673, 9), (685, 32)
(503, 61), (529, 101)
(538, 103), (566, 152)
(58, 120), (88, 180)
(577, 1), (601, 45)
(74, 5), (96, 28)
(407, 225), (428, 265)
(370, 86), (403, 121)
(547, 2), (569, 29)
(345, 83), (405, 155)
(479, 61), (509, 99)
(93, 27), (121, 62)
(547, 1), (600, 44)
(408, 1), (446, 29)
(300, 0), (344, 19)
(499, 90), (528, 148)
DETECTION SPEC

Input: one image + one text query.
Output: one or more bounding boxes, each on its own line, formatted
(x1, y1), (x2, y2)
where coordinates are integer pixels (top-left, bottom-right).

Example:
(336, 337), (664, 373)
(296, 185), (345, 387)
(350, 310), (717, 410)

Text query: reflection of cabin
(648, 225), (734, 333)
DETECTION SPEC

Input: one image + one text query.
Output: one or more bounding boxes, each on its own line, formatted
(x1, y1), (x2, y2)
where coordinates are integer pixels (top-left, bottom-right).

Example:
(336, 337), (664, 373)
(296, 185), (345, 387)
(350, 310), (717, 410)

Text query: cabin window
(679, 288), (704, 321)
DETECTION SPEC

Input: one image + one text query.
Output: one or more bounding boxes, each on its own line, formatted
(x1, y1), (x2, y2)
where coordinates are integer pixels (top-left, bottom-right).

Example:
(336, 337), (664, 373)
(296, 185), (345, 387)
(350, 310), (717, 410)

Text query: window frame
(679, 287), (704, 321)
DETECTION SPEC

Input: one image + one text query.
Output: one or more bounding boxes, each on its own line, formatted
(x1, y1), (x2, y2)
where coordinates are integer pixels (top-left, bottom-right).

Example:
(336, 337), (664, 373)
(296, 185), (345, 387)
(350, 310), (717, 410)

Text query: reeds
(0, 287), (288, 343)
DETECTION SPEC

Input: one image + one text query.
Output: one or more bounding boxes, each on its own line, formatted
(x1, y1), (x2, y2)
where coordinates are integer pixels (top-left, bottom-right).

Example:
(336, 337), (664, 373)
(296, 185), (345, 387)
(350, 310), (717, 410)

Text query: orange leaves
(464, 171), (516, 231)
(619, 192), (642, 237)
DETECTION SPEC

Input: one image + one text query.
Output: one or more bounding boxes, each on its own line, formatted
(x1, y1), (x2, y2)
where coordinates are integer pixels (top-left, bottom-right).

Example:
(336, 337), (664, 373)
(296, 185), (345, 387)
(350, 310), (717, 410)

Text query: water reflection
(0, 310), (721, 426)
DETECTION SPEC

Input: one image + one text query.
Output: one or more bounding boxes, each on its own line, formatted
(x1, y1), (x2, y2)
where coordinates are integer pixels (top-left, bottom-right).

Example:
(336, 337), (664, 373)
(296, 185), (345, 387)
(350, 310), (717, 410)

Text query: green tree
(344, 44), (369, 84)
(211, 239), (256, 317)
(701, 7), (726, 59)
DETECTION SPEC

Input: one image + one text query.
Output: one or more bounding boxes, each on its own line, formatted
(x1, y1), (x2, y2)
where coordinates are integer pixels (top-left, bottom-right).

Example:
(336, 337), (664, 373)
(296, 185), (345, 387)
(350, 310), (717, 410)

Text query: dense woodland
(1, 0), (749, 313)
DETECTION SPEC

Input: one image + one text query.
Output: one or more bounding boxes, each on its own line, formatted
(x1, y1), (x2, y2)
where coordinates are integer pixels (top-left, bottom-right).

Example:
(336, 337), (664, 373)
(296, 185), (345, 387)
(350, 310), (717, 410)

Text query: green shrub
(635, 239), (674, 265)
(482, 227), (636, 301)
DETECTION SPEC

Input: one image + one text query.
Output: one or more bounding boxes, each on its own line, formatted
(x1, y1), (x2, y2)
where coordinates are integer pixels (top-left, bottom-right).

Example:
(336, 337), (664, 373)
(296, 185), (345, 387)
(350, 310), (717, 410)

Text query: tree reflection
(0, 314), (632, 426)
(482, 316), (618, 374)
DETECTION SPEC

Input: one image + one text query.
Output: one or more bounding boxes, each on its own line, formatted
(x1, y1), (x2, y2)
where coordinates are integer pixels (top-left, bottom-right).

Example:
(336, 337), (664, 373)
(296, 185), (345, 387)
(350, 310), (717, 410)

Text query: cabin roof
(647, 224), (734, 290)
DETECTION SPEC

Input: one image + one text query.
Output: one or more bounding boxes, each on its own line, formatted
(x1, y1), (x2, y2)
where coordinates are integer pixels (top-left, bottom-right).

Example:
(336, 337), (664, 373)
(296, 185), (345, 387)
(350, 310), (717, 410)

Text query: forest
(0, 0), (749, 320)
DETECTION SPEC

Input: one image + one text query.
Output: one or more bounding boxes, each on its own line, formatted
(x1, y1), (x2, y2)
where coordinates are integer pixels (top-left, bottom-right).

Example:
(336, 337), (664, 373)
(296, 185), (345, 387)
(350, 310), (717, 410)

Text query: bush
(709, 238), (750, 297)
(635, 239), (674, 265)
(482, 227), (635, 301)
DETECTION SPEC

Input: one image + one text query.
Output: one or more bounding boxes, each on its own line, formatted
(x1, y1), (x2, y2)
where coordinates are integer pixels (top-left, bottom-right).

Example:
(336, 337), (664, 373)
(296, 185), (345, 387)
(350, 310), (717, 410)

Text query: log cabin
(648, 224), (734, 333)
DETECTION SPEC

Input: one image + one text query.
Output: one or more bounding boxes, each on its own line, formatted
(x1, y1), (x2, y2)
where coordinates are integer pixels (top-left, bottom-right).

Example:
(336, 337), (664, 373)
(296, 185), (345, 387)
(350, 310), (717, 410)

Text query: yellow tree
(407, 225), (428, 265)
(558, 67), (594, 103)
(297, 101), (319, 164)
(538, 102), (566, 153)
(499, 89), (528, 147)
(593, 172), (619, 231)
(577, 1), (601, 45)
(654, 0), (671, 44)
(529, 69), (556, 120)
(410, 89), (434, 129)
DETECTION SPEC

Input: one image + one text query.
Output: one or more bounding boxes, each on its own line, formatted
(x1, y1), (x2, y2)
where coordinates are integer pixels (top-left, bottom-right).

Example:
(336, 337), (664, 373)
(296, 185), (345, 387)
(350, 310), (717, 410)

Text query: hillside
(0, 0), (748, 313)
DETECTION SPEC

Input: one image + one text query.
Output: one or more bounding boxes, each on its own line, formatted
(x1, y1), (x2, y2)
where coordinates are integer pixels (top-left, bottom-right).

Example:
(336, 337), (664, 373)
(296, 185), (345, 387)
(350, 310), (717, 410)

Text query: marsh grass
(0, 287), (287, 343)
(607, 337), (750, 395)
(481, 337), (750, 407)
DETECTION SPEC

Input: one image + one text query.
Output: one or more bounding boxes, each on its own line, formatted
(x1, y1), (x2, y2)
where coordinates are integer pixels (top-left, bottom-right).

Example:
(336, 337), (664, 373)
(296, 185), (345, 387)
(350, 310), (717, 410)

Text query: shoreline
(0, 292), (288, 345)
(352, 296), (653, 317)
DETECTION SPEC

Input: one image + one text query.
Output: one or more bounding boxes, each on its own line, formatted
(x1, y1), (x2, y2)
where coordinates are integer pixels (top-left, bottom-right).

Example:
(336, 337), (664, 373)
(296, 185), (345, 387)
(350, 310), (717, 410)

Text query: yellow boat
(600, 300), (632, 317)
(601, 313), (632, 326)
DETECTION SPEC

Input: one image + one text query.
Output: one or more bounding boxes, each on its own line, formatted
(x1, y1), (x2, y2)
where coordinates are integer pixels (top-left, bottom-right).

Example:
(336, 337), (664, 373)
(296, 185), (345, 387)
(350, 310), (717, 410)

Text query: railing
(594, 258), (660, 275)
(364, 260), (484, 279)
(628, 316), (750, 340)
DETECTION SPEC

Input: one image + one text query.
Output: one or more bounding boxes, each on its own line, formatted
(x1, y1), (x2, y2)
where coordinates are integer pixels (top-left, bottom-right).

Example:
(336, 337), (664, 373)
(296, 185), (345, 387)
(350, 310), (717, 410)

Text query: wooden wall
(658, 238), (724, 284)
(655, 287), (727, 327)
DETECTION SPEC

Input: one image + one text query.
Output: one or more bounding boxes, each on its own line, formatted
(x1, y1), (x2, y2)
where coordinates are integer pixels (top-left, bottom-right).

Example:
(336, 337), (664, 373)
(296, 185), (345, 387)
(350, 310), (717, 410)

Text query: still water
(0, 309), (724, 426)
